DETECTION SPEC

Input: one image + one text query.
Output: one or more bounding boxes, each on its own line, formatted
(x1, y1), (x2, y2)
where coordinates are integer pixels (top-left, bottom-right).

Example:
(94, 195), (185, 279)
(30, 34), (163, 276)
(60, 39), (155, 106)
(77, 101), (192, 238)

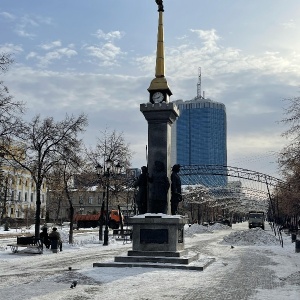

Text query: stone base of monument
(93, 214), (215, 271)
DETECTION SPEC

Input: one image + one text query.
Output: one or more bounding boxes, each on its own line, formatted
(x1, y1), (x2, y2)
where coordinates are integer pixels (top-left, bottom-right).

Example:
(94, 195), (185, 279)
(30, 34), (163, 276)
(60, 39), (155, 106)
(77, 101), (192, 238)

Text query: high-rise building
(171, 97), (227, 187)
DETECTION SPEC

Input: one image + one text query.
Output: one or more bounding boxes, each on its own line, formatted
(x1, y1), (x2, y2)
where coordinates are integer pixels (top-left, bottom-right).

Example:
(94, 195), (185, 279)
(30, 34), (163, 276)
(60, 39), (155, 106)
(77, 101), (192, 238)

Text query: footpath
(183, 222), (300, 300)
(0, 222), (299, 300)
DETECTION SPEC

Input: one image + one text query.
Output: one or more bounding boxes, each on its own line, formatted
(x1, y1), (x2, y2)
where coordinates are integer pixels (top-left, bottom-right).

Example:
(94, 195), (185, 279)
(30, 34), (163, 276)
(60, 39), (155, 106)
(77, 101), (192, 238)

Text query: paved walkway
(185, 245), (283, 299)
(1, 223), (299, 300)
(182, 223), (298, 300)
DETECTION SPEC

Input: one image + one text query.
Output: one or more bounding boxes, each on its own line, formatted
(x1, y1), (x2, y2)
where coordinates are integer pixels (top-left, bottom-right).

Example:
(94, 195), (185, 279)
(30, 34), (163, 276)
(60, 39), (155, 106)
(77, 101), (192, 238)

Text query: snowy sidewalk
(0, 222), (299, 299)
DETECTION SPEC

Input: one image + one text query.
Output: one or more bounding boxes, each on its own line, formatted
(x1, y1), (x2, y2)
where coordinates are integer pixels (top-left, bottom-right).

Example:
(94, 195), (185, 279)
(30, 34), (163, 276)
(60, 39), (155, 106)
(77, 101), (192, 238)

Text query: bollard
(295, 240), (300, 253)
(291, 233), (297, 243)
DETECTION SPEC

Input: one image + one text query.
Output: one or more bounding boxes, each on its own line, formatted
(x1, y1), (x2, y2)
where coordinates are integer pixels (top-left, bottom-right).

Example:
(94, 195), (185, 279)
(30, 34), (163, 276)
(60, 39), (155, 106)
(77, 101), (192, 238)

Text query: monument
(93, 1), (214, 270)
(127, 0), (187, 256)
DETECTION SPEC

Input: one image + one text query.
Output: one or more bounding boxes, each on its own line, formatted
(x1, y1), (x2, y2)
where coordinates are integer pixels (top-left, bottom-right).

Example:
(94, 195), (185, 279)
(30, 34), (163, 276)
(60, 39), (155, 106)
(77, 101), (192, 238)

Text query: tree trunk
(35, 186), (41, 238)
(65, 183), (74, 244)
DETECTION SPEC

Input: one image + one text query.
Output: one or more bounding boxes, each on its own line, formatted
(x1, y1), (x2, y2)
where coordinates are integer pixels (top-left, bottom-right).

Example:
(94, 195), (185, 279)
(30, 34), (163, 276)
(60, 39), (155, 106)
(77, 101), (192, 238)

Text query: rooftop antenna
(197, 67), (203, 99)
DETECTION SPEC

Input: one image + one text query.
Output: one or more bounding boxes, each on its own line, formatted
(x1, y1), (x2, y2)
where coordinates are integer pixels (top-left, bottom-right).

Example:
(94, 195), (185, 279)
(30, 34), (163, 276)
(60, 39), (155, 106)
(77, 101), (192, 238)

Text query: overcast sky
(1, 0), (300, 179)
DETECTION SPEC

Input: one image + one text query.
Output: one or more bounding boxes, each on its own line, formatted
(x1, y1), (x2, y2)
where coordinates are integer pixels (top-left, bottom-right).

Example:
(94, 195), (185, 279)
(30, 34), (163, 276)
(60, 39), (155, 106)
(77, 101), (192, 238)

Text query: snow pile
(221, 228), (279, 246)
(209, 223), (232, 231)
(184, 224), (213, 237)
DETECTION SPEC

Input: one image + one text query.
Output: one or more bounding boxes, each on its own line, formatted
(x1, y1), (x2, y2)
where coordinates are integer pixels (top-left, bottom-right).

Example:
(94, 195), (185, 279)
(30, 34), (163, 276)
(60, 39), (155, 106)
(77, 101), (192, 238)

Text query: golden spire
(148, 0), (172, 96)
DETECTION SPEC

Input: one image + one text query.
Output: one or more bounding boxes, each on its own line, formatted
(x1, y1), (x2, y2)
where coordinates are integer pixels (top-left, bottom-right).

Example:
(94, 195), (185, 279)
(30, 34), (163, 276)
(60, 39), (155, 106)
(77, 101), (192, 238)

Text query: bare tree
(2, 114), (88, 237)
(0, 53), (25, 221)
(0, 53), (25, 140)
(277, 96), (300, 226)
(0, 53), (13, 72)
(56, 143), (86, 244)
(93, 129), (132, 170)
(88, 129), (133, 207)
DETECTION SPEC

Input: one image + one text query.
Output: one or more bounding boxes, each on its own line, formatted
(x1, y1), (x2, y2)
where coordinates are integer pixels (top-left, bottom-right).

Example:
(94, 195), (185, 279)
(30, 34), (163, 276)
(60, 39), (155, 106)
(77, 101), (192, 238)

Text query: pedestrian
(170, 164), (182, 215)
(40, 226), (50, 249)
(49, 227), (62, 252)
(134, 166), (148, 214)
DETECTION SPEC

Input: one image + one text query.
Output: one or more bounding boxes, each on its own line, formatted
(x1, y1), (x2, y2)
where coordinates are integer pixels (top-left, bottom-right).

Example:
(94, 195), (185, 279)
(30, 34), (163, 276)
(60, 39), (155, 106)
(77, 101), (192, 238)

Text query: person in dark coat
(170, 164), (182, 215)
(40, 227), (50, 249)
(134, 166), (148, 214)
(49, 227), (62, 251)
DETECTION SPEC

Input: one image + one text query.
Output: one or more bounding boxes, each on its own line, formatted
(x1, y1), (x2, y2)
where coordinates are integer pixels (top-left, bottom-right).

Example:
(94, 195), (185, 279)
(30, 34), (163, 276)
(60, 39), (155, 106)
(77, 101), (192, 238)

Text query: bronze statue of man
(155, 0), (164, 11)
(170, 164), (182, 215)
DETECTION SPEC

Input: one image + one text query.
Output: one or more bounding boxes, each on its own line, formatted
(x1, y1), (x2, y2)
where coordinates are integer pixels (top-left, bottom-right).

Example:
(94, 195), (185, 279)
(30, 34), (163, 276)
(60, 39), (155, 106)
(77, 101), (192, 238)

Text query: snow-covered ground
(0, 221), (299, 300)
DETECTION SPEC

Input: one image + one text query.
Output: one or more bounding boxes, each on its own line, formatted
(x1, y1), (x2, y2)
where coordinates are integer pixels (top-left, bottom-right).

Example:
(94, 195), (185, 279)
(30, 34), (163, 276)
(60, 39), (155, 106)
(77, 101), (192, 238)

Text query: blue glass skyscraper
(171, 97), (227, 187)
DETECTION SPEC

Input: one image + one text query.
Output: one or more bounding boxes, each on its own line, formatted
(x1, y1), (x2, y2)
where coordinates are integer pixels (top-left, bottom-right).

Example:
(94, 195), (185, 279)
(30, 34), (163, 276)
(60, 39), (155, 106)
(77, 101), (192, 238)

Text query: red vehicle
(74, 209), (123, 230)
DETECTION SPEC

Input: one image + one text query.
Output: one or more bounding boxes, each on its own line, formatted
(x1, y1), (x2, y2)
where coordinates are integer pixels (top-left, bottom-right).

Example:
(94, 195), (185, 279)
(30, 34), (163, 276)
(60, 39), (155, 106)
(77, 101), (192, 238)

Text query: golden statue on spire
(148, 0), (172, 102)
(155, 0), (164, 11)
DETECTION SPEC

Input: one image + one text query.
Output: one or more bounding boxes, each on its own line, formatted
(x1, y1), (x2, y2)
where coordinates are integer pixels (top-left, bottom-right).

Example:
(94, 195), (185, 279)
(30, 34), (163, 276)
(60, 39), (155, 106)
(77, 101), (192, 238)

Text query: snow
(221, 227), (279, 246)
(0, 222), (300, 300)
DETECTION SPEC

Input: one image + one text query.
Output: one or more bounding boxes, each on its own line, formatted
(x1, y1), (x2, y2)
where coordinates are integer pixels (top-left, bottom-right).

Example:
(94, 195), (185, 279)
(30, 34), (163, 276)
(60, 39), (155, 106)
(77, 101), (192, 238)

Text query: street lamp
(96, 159), (122, 246)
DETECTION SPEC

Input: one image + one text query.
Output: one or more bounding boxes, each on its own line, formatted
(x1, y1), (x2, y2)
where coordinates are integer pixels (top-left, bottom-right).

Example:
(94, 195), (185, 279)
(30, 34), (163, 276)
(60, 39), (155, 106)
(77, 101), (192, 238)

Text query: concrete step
(93, 256), (215, 271)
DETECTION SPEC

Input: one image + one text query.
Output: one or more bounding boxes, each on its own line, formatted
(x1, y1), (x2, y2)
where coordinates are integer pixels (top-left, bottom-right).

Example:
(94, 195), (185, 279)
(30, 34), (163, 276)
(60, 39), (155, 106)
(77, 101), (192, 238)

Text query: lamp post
(96, 159), (122, 246)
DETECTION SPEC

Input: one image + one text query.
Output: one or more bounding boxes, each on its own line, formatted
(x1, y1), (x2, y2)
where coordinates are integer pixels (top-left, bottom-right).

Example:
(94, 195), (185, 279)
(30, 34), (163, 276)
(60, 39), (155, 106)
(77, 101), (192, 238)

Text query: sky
(1, 0), (300, 179)
(1, 222), (300, 299)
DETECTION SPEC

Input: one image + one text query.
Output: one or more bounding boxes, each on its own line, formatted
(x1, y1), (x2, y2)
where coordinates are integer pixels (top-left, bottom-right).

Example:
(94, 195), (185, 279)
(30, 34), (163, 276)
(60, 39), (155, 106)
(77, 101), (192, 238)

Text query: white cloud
(85, 43), (125, 66)
(26, 52), (37, 60)
(0, 11), (16, 21)
(13, 13), (52, 39)
(281, 19), (296, 29)
(190, 29), (220, 52)
(93, 29), (124, 41)
(15, 28), (36, 38)
(0, 43), (23, 55)
(26, 46), (77, 67)
(39, 40), (62, 50)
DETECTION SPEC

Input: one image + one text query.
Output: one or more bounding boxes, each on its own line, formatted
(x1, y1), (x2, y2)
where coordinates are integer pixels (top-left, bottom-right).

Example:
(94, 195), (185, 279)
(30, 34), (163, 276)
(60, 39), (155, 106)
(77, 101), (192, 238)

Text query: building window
(88, 197), (93, 204)
(11, 190), (14, 201)
(24, 192), (27, 202)
(31, 193), (34, 202)
(18, 191), (21, 202)
(19, 179), (22, 185)
(11, 207), (14, 215)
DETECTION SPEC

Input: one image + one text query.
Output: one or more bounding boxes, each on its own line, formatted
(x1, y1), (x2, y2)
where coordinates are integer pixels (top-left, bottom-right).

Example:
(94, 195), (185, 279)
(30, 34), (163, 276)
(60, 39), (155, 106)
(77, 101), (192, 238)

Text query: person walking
(49, 227), (62, 252)
(40, 227), (50, 249)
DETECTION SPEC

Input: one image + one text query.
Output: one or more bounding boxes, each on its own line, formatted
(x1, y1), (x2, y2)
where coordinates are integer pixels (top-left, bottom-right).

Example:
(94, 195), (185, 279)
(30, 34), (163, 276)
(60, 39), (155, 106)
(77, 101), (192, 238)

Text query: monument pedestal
(129, 214), (185, 252)
(93, 214), (215, 270)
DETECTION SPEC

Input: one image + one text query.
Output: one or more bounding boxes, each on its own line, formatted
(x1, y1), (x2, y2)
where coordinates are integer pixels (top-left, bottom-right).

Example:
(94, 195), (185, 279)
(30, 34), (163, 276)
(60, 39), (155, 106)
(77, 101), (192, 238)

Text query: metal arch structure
(179, 164), (288, 189)
(178, 164), (287, 247)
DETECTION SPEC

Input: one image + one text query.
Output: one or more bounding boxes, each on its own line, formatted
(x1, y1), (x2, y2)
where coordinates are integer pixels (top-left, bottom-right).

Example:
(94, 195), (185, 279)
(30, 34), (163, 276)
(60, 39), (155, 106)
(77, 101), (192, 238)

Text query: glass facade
(172, 98), (227, 187)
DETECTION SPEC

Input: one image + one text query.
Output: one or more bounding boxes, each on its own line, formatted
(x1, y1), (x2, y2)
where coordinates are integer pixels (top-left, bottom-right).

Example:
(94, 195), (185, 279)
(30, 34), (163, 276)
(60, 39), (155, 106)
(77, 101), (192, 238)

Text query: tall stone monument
(124, 0), (188, 258)
(141, 0), (179, 214)
(93, 1), (214, 270)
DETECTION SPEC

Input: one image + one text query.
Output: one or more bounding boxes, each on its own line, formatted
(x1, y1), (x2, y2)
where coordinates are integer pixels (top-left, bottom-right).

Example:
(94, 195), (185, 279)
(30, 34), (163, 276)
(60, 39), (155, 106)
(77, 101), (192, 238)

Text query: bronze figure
(155, 0), (164, 12)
